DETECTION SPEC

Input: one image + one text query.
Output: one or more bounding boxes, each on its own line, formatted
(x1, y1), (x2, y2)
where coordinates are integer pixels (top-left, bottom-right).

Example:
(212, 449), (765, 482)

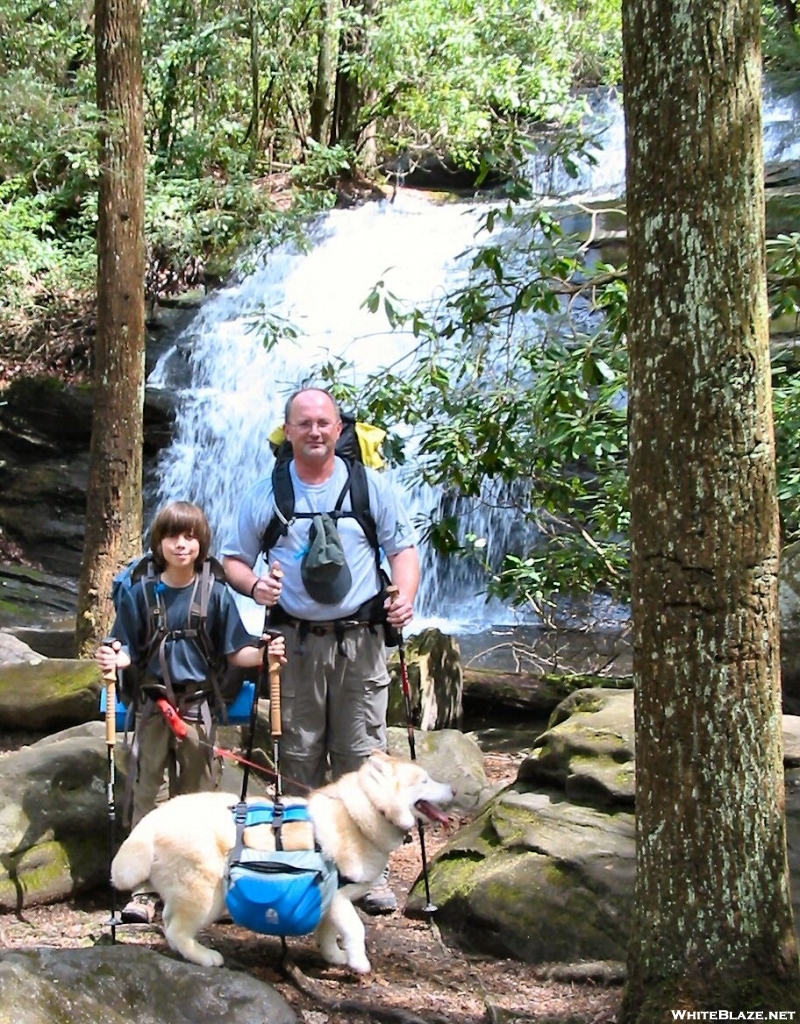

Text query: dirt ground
(0, 751), (622, 1024)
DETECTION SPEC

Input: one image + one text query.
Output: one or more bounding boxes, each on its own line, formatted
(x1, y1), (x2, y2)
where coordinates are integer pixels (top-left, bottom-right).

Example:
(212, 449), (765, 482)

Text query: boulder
(0, 658), (103, 731)
(412, 687), (800, 963)
(521, 688), (635, 807)
(0, 946), (297, 1024)
(0, 724), (120, 908)
(421, 790), (635, 963)
(0, 631), (47, 666)
(387, 725), (491, 811)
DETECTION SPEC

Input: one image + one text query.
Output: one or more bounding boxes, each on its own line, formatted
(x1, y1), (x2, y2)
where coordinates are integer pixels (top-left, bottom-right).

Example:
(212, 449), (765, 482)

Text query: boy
(96, 501), (286, 923)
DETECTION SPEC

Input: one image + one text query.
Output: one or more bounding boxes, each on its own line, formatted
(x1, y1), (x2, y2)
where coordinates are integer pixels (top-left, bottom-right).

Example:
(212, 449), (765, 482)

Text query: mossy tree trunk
(76, 0), (145, 658)
(620, 1), (800, 1018)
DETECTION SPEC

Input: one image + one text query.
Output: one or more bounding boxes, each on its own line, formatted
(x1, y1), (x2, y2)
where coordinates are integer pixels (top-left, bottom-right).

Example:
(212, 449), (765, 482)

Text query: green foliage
(772, 354), (800, 543)
(767, 232), (800, 320)
(0, 177), (95, 317)
(145, 173), (318, 271)
(368, 0), (622, 169)
(289, 141), (353, 188)
(763, 1), (800, 71)
(313, 194), (800, 617)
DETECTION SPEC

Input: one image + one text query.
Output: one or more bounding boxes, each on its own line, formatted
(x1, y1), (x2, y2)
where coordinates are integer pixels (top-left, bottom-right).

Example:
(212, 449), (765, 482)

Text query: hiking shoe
(120, 892), (159, 924)
(359, 867), (398, 916)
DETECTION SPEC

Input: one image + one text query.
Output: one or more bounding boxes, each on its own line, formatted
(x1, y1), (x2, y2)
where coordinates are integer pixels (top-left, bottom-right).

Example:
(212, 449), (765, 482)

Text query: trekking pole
(239, 567), (284, 805)
(239, 633), (265, 804)
(386, 587), (436, 915)
(101, 637), (120, 942)
(267, 564), (284, 803)
(269, 652), (283, 803)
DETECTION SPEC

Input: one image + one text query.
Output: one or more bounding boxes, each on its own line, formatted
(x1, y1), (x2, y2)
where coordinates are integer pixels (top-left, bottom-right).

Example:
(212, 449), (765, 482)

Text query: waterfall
(527, 75), (800, 198)
(148, 191), (517, 635)
(148, 81), (798, 640)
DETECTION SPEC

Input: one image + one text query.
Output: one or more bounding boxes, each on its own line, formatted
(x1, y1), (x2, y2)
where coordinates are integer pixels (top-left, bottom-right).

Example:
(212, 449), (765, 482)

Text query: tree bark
(621, 1), (800, 1018)
(248, 0), (261, 160)
(310, 0), (341, 145)
(76, 0), (145, 657)
(331, 0), (378, 164)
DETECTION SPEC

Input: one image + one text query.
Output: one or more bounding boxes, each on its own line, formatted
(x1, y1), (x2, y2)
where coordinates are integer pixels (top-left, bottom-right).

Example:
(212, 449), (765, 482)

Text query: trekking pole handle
(101, 637), (117, 747)
(385, 583), (400, 612)
(385, 584), (405, 645)
(268, 656), (282, 737)
(263, 564), (284, 739)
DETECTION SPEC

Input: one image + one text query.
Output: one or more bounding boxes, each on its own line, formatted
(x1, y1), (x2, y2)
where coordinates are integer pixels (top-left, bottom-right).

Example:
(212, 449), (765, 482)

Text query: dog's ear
(369, 748), (392, 762)
(366, 751), (393, 779)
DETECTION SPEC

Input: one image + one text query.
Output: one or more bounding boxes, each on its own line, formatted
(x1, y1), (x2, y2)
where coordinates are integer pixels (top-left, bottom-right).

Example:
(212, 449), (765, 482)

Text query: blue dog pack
(225, 800), (338, 937)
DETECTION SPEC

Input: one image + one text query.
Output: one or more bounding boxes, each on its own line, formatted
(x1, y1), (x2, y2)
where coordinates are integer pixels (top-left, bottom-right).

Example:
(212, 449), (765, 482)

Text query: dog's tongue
(415, 800), (450, 826)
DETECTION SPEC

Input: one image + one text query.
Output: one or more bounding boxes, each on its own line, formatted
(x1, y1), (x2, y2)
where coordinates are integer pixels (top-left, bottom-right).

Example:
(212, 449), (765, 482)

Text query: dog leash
(152, 700), (316, 793)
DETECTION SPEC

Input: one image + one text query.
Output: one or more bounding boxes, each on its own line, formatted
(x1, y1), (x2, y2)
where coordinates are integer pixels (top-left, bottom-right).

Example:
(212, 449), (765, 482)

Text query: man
(222, 387), (420, 914)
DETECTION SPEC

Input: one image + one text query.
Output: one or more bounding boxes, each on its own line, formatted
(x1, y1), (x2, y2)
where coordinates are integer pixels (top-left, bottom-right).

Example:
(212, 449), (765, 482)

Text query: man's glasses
(288, 419), (339, 432)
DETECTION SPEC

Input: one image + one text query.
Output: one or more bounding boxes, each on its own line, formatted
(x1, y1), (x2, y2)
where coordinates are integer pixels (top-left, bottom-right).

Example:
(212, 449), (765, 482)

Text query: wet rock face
(0, 376), (174, 580)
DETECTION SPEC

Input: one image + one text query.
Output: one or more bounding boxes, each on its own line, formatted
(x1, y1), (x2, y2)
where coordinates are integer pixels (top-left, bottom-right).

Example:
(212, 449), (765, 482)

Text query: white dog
(111, 751), (454, 973)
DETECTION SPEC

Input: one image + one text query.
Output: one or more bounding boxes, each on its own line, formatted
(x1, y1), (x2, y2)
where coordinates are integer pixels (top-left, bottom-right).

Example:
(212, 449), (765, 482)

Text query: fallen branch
(532, 960), (627, 985)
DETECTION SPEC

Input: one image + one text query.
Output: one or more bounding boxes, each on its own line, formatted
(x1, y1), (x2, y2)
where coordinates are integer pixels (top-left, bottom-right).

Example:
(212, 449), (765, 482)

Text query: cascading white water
(148, 191), (517, 634)
(148, 81), (800, 639)
(527, 75), (800, 198)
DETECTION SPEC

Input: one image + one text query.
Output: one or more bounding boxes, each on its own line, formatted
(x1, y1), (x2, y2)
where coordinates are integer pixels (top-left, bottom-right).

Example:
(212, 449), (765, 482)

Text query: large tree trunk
(620, 1), (800, 1018)
(309, 0), (341, 145)
(76, 0), (145, 657)
(331, 0), (378, 165)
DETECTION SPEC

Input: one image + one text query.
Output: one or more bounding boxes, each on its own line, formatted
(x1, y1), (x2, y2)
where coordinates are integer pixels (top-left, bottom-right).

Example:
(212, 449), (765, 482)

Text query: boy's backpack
(111, 553), (248, 714)
(225, 800), (338, 937)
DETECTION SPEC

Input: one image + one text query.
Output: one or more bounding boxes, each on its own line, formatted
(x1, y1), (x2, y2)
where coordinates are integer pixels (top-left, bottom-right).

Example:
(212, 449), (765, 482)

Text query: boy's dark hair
(149, 501), (211, 571)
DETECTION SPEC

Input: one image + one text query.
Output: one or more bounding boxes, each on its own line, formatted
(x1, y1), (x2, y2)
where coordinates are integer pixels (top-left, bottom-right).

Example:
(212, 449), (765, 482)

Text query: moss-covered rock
(415, 785), (635, 963)
(0, 659), (103, 730)
(409, 688), (800, 965)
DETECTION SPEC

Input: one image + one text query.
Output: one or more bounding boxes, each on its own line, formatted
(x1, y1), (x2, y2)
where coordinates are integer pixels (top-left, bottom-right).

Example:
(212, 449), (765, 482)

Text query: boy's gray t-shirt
(221, 457), (418, 620)
(114, 576), (256, 686)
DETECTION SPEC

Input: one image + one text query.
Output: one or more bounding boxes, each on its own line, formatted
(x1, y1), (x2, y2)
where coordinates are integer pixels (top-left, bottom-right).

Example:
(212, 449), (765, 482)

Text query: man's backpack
(111, 553), (248, 714)
(261, 412), (385, 564)
(261, 412), (401, 645)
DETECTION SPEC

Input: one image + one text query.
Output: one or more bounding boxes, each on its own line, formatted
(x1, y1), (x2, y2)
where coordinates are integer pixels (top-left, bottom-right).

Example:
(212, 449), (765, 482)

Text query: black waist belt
(282, 616), (372, 637)
(269, 603), (379, 657)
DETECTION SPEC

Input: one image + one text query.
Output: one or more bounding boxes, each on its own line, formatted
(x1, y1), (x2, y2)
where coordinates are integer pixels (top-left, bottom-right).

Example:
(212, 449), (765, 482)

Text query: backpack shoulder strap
(139, 564), (163, 658)
(347, 460), (380, 566)
(261, 456), (380, 565)
(128, 553), (155, 584)
(261, 458), (294, 555)
(188, 560), (225, 669)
